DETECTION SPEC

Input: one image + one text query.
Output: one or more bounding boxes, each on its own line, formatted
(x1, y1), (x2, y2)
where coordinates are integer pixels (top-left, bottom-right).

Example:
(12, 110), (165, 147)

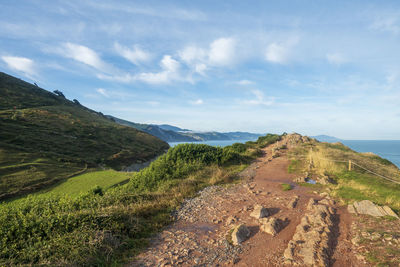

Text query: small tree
(53, 90), (65, 98)
(73, 99), (81, 105)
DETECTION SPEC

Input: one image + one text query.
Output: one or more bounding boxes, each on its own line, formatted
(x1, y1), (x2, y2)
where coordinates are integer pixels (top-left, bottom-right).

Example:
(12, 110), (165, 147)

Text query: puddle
(306, 179), (316, 184)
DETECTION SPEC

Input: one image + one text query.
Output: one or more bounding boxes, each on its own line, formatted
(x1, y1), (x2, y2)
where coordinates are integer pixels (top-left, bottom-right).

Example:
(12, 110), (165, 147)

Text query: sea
(169, 139), (400, 169)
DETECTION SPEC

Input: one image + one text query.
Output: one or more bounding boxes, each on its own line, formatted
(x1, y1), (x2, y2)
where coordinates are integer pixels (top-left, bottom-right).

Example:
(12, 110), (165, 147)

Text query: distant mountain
(0, 72), (168, 199)
(108, 116), (263, 142)
(156, 124), (190, 132)
(106, 116), (198, 142)
(311, 135), (342, 143)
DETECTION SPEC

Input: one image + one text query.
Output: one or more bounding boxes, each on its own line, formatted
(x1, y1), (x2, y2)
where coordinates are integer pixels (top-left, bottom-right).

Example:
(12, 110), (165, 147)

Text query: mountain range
(107, 115), (263, 142)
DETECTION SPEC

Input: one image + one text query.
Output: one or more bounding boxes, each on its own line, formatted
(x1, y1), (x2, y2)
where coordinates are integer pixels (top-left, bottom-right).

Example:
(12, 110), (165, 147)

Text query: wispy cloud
(1, 56), (36, 77)
(370, 15), (400, 35)
(114, 43), (152, 65)
(189, 99), (203, 105)
(264, 38), (298, 64)
(326, 53), (347, 65)
(60, 43), (108, 71)
(96, 88), (109, 97)
(243, 89), (274, 106)
(236, 79), (254, 85)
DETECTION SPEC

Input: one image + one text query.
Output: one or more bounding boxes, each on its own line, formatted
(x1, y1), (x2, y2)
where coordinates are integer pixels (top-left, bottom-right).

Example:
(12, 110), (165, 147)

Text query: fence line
(292, 154), (400, 185)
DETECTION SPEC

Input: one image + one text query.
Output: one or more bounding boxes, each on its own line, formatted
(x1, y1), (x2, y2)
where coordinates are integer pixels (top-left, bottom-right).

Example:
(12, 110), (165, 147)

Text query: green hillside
(0, 72), (169, 200)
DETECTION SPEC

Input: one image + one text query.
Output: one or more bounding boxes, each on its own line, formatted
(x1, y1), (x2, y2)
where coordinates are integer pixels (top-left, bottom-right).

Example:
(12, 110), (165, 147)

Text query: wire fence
(293, 154), (400, 185)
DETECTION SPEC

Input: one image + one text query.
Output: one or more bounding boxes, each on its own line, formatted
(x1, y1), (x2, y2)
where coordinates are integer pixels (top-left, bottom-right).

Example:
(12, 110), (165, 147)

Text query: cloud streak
(1, 56), (36, 77)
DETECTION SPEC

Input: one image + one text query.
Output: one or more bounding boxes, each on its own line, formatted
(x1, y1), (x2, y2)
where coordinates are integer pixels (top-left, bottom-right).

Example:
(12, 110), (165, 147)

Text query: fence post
(348, 160), (352, 171)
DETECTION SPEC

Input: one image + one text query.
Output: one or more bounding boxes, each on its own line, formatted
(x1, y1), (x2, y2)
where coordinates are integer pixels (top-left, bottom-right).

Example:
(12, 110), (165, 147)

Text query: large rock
(250, 205), (270, 219)
(231, 224), (250, 245)
(348, 200), (399, 219)
(259, 217), (283, 236)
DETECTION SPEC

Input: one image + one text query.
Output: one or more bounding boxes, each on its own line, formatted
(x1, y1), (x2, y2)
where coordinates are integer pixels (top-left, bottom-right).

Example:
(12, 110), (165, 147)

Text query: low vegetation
(0, 134), (281, 265)
(288, 140), (400, 212)
(281, 183), (292, 191)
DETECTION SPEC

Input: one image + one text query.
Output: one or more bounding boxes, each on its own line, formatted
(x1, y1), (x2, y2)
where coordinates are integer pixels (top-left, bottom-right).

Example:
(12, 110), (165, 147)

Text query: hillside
(0, 72), (169, 200)
(107, 115), (262, 142)
(1, 133), (399, 266)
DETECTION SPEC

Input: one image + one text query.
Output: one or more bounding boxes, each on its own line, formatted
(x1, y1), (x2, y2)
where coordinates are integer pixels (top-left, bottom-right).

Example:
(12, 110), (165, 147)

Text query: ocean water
(341, 140), (400, 168)
(168, 139), (256, 148)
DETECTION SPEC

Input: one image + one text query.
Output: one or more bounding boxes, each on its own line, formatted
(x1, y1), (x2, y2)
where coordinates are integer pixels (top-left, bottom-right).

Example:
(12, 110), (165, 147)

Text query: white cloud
(237, 79), (254, 85)
(135, 55), (181, 84)
(209, 37), (236, 66)
(96, 88), (109, 97)
(370, 16), (400, 35)
(194, 63), (207, 75)
(1, 56), (35, 77)
(179, 46), (207, 64)
(61, 42), (107, 71)
(265, 38), (298, 64)
(243, 89), (274, 106)
(265, 43), (288, 64)
(326, 53), (347, 65)
(189, 99), (203, 105)
(114, 43), (151, 65)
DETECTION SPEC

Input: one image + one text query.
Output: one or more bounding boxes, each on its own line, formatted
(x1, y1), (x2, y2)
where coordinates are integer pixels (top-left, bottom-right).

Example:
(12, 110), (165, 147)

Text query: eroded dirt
(131, 138), (367, 267)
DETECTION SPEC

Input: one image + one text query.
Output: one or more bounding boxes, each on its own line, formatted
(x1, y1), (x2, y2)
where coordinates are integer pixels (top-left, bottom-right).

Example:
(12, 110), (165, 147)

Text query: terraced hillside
(0, 72), (169, 200)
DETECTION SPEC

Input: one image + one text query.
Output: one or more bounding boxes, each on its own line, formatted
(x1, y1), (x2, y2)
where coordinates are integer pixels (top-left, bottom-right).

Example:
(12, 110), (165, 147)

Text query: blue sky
(1, 0), (400, 139)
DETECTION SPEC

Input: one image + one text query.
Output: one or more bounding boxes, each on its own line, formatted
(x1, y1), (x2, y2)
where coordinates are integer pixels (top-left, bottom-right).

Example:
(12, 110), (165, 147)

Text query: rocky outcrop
(283, 198), (336, 266)
(348, 200), (399, 219)
(250, 205), (270, 219)
(259, 217), (284, 236)
(231, 224), (250, 245)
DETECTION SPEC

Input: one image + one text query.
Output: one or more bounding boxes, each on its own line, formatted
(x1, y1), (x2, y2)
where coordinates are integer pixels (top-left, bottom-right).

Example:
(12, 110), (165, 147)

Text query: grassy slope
(33, 170), (132, 198)
(0, 72), (169, 199)
(288, 140), (400, 212)
(0, 135), (275, 266)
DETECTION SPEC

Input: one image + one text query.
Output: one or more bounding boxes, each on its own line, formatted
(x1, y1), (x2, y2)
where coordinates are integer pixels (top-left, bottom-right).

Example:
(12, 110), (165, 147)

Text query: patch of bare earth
(130, 137), (365, 266)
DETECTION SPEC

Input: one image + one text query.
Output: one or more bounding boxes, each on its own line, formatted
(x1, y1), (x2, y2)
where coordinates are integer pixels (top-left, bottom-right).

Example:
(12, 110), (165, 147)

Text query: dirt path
(131, 140), (364, 266)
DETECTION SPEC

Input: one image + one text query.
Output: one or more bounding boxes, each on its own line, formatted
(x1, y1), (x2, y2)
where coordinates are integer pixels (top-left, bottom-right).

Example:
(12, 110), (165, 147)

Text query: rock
(225, 216), (237, 226)
(250, 205), (270, 219)
(287, 196), (299, 209)
(349, 200), (399, 219)
(316, 175), (333, 185)
(231, 224), (250, 245)
(259, 217), (283, 236)
(294, 176), (308, 183)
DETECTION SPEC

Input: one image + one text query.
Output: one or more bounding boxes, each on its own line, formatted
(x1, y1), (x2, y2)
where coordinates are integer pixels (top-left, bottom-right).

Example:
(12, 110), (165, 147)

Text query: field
(33, 170), (132, 198)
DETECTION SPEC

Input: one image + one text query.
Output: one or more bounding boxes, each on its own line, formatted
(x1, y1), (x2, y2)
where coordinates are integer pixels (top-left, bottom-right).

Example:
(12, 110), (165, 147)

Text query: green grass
(281, 183), (292, 191)
(34, 170), (132, 197)
(334, 171), (400, 212)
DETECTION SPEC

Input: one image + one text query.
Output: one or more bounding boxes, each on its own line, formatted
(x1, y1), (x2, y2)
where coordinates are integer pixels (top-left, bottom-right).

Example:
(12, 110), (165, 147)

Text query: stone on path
(250, 204), (270, 219)
(259, 217), (283, 236)
(348, 200), (399, 219)
(231, 224), (250, 245)
(287, 196), (299, 209)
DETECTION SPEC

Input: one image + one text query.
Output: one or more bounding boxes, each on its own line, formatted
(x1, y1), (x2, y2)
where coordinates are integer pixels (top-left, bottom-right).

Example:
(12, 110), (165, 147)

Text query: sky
(1, 0), (400, 139)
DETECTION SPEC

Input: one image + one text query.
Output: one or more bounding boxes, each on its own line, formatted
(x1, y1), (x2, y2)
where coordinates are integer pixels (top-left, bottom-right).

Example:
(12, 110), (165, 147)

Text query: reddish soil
(131, 143), (364, 267)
